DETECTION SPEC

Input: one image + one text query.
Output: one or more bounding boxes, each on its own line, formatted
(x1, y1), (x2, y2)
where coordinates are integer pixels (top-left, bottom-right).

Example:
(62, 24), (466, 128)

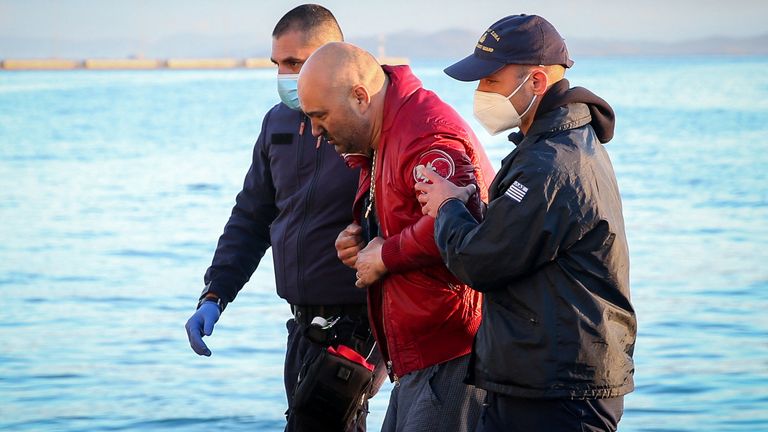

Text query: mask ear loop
(504, 73), (533, 100)
(520, 94), (537, 118)
(519, 69), (546, 118)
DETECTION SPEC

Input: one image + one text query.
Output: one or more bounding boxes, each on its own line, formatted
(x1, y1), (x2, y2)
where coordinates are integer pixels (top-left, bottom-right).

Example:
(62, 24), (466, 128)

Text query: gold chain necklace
(364, 150), (377, 219)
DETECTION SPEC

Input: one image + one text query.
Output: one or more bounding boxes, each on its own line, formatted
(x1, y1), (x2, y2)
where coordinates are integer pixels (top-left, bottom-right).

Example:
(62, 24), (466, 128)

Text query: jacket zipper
(381, 277), (398, 384)
(370, 150), (398, 383)
(296, 113), (323, 302)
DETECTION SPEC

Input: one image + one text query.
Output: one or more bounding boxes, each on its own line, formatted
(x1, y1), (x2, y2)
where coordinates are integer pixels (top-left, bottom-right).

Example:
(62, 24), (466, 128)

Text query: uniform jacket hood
(533, 78), (615, 143)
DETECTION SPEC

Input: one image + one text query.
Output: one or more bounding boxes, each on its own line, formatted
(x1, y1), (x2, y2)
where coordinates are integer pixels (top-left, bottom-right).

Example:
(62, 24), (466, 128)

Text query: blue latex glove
(185, 301), (221, 356)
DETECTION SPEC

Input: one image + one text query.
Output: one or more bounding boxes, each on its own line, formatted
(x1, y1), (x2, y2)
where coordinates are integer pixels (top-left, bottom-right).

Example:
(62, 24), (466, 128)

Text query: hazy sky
(1, 0), (766, 43)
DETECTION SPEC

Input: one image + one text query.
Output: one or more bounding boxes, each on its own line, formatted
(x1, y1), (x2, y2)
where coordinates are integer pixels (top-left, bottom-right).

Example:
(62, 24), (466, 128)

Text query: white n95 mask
(473, 73), (536, 135)
(277, 73), (301, 110)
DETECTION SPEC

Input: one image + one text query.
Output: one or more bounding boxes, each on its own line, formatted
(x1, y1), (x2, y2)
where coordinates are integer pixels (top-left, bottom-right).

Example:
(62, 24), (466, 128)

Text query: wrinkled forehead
(303, 89), (350, 121)
(297, 73), (332, 114)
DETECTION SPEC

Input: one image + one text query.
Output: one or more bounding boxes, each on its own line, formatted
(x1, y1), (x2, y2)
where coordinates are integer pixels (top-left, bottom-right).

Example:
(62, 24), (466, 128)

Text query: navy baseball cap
(445, 14), (574, 82)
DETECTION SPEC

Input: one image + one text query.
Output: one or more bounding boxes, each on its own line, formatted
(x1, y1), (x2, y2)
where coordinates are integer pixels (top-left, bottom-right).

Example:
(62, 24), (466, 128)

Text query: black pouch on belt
(290, 344), (375, 431)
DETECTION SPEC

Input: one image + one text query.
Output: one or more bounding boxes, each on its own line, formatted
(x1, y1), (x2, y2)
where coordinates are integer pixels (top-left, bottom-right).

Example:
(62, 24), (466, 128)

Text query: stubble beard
(332, 115), (372, 156)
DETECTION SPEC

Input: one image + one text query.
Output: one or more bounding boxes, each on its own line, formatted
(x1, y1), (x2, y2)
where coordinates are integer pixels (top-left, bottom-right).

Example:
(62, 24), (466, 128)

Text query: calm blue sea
(1, 57), (767, 431)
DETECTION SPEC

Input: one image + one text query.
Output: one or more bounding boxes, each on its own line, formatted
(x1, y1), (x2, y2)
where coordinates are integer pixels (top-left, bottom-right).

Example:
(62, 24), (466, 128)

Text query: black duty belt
(291, 303), (368, 327)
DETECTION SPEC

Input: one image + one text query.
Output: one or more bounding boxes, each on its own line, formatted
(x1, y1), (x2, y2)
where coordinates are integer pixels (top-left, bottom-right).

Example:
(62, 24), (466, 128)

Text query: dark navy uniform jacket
(204, 102), (364, 306)
(435, 80), (636, 399)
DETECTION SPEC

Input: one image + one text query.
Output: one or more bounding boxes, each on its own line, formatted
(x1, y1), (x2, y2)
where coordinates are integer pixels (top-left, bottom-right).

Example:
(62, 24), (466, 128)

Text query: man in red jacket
(297, 42), (493, 432)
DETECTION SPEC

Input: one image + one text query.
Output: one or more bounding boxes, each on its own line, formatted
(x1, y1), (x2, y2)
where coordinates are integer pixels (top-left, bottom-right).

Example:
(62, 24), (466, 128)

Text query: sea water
(1, 57), (766, 431)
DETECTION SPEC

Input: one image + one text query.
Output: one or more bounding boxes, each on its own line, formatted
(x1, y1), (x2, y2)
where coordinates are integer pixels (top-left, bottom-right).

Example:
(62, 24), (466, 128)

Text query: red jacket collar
(381, 65), (421, 136)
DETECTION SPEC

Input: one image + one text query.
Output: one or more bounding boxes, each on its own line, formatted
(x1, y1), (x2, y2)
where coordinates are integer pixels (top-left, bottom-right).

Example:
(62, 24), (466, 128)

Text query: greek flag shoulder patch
(505, 181), (528, 202)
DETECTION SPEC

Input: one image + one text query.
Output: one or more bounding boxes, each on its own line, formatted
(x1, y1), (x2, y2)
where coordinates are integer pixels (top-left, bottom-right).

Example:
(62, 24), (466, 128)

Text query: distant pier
(0, 57), (409, 71)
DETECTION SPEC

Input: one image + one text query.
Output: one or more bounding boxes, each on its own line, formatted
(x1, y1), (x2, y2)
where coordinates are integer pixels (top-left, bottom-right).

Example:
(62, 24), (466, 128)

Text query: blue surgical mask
(277, 73), (301, 110)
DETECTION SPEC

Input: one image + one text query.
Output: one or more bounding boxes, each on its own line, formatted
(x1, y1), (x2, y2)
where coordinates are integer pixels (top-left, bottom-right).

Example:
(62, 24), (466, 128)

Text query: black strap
(291, 304), (368, 327)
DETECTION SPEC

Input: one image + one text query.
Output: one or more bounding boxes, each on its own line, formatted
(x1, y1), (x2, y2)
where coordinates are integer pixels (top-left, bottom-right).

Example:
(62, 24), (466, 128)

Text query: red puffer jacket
(347, 65), (494, 377)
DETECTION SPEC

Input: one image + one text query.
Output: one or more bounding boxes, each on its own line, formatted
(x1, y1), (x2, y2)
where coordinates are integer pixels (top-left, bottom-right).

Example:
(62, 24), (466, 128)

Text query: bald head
(298, 42), (388, 155)
(299, 42), (385, 103)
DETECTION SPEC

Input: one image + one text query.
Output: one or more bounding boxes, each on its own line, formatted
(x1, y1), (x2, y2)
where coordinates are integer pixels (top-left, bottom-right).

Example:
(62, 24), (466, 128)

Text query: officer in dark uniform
(416, 14), (636, 432)
(184, 5), (386, 431)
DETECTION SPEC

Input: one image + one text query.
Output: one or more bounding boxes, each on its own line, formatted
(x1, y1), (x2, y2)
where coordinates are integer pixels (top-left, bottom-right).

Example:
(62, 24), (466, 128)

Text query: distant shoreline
(0, 57), (409, 71)
(4, 54), (764, 72)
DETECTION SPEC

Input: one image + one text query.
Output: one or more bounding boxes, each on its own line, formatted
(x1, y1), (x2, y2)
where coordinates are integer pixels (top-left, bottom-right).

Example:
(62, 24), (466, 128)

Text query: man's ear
(352, 85), (371, 111)
(530, 69), (549, 96)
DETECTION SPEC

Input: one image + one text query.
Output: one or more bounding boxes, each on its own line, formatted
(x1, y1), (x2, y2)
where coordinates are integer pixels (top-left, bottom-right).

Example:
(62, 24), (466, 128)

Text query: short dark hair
(272, 4), (343, 41)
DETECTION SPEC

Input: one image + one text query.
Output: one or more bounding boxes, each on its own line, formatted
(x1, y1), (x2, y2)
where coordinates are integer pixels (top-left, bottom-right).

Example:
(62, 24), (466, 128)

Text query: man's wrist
(438, 197), (463, 213)
(197, 285), (227, 312)
(197, 296), (226, 312)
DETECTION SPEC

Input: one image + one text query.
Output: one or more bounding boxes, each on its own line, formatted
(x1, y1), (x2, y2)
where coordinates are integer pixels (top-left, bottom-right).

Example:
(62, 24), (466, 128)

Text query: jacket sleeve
(203, 113), (278, 303)
(380, 137), (483, 273)
(433, 157), (583, 291)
